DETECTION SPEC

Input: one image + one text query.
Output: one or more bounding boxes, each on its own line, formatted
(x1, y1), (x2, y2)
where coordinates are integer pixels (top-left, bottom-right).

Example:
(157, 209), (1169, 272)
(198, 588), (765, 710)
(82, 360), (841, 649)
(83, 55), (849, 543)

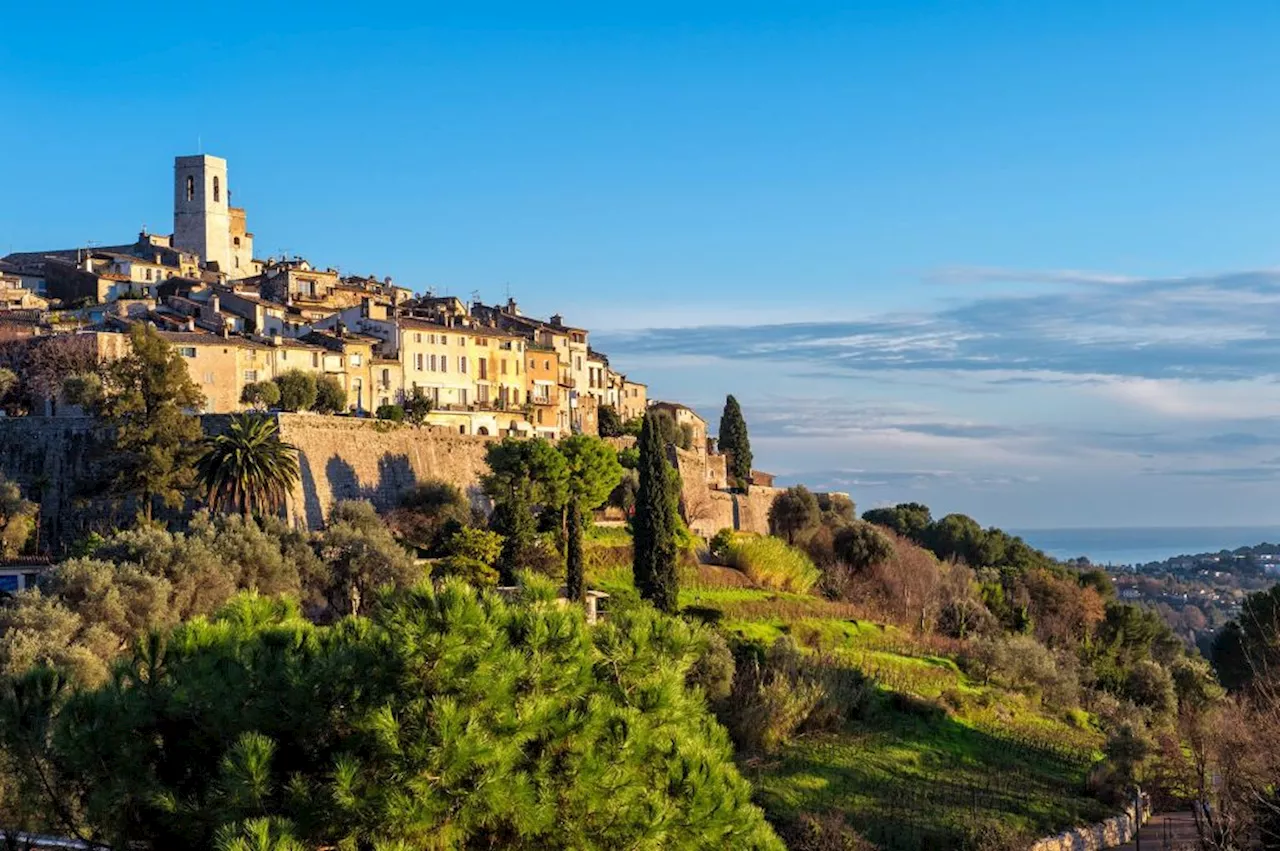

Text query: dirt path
(1113, 811), (1198, 850)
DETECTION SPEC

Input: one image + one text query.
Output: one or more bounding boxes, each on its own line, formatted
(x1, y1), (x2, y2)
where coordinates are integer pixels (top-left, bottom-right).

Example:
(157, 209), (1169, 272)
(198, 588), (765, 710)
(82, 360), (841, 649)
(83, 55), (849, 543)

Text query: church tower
(173, 154), (232, 274)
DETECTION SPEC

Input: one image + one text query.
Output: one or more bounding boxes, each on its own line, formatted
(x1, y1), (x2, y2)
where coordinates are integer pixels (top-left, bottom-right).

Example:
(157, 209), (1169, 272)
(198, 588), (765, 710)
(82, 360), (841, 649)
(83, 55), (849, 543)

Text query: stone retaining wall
(1029, 799), (1146, 851)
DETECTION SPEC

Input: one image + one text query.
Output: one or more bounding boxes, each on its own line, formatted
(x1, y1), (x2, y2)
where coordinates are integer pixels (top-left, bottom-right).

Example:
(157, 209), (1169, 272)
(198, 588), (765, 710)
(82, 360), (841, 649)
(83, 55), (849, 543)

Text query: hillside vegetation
(0, 340), (1235, 850)
(589, 524), (1111, 850)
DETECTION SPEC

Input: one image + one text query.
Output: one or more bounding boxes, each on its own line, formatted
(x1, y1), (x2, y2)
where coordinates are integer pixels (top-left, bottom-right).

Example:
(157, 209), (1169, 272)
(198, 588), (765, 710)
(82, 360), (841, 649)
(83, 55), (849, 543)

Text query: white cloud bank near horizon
(593, 266), (1280, 528)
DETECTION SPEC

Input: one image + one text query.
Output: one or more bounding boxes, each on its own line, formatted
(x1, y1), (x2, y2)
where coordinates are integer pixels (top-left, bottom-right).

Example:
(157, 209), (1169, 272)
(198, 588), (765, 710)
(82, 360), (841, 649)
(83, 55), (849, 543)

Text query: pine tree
(633, 411), (678, 613)
(718, 394), (753, 491)
(96, 324), (206, 522)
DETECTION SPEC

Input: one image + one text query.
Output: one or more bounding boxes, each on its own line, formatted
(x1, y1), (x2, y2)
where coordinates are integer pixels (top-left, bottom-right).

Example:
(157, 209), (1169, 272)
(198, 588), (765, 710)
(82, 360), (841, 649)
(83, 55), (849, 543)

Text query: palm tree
(196, 414), (300, 519)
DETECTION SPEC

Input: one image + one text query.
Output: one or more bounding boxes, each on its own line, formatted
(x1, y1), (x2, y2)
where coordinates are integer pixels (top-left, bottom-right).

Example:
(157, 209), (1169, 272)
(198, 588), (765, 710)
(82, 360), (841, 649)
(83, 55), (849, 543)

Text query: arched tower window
(186, 175), (195, 201)
(213, 176), (220, 203)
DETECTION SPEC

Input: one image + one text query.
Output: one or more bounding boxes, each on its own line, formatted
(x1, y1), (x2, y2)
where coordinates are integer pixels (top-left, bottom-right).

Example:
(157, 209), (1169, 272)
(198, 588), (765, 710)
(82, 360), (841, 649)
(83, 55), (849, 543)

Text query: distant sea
(1011, 526), (1280, 567)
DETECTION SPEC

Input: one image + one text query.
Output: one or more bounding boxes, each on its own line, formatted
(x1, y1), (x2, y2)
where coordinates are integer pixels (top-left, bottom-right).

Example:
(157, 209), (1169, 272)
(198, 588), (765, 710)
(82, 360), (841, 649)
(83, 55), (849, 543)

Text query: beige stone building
(649, 401), (708, 455)
(401, 318), (475, 409)
(619, 379), (647, 422)
(525, 343), (561, 439)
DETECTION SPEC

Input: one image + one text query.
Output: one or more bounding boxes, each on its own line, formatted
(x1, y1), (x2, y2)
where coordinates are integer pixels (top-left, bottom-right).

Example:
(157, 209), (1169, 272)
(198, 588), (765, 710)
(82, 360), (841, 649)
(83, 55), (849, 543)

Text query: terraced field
(588, 540), (1111, 850)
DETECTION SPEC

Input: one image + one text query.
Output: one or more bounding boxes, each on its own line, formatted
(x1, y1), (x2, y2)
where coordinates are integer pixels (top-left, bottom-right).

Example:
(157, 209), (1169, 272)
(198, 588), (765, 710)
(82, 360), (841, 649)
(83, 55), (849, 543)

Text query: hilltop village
(0, 154), (650, 440)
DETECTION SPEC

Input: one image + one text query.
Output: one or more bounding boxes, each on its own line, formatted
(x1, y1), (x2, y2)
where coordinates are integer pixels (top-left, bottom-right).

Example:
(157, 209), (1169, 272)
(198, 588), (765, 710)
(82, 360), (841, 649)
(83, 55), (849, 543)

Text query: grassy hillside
(587, 531), (1110, 850)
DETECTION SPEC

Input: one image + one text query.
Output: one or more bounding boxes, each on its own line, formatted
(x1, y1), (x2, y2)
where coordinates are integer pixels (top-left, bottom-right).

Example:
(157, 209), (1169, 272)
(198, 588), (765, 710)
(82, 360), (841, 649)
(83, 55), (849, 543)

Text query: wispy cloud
(928, 266), (1143, 287)
(601, 268), (1280, 382)
(595, 265), (1280, 526)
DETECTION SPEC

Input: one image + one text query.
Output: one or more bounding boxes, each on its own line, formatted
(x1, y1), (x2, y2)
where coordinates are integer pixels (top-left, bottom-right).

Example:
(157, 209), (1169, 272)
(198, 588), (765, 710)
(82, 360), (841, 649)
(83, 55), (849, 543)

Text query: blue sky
(7, 2), (1280, 528)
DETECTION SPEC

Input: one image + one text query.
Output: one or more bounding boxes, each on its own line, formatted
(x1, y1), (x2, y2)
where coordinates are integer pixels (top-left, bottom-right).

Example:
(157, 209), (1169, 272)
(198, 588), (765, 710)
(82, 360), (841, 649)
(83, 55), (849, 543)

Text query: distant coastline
(1012, 526), (1280, 567)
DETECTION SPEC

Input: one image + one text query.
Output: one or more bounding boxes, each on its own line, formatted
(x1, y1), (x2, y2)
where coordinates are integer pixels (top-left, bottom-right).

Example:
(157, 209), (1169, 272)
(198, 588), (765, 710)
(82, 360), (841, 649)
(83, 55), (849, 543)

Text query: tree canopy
(0, 474), (37, 559)
(94, 324), (206, 522)
(0, 585), (782, 850)
(312, 374), (347, 414)
(768, 485), (820, 544)
(273, 370), (317, 413)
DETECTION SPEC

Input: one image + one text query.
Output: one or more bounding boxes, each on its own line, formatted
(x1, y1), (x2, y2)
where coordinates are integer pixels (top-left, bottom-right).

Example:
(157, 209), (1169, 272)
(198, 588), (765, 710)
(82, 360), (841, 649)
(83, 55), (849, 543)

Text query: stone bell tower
(173, 154), (232, 274)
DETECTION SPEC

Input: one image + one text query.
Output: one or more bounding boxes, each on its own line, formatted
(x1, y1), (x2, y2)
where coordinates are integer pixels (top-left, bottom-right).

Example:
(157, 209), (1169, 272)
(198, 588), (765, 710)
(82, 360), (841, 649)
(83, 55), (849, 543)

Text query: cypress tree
(491, 486), (535, 584)
(633, 411), (679, 613)
(565, 503), (584, 603)
(719, 394), (753, 491)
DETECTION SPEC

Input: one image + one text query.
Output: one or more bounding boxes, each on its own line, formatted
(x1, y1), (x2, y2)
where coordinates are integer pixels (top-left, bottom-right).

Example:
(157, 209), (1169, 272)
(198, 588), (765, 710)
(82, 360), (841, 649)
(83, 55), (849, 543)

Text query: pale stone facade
(173, 155), (233, 277)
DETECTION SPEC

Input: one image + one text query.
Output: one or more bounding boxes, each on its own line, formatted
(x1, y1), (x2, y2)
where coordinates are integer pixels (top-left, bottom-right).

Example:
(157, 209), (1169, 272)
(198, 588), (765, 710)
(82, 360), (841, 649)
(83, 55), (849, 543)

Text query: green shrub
(376, 403), (405, 422)
(273, 370), (317, 412)
(239, 380), (280, 410)
(313, 374), (347, 414)
(779, 811), (873, 851)
(940, 687), (968, 713)
(445, 527), (504, 565)
(723, 637), (867, 754)
(725, 535), (820, 593)
(433, 555), (499, 587)
(709, 527), (735, 562)
(688, 629), (735, 702)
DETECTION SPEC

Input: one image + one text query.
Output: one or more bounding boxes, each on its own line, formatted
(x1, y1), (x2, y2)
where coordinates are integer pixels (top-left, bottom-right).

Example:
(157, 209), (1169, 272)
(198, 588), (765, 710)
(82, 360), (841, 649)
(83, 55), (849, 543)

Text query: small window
(243, 370), (259, 382)
(441, 334), (448, 344)
(415, 333), (421, 343)
(415, 353), (424, 371)
(460, 357), (467, 374)
(233, 236), (241, 247)
(186, 175), (195, 201)
(213, 176), (221, 203)
(312, 353), (319, 368)
(350, 354), (363, 367)
(430, 354), (437, 371)
(145, 269), (152, 281)
(544, 359), (550, 370)
(178, 346), (196, 358)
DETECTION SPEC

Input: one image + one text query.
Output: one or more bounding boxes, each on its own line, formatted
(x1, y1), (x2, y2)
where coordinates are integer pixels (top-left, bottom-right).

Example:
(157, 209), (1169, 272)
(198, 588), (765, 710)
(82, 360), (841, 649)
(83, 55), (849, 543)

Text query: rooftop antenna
(470, 289), (481, 304)
(504, 282), (512, 301)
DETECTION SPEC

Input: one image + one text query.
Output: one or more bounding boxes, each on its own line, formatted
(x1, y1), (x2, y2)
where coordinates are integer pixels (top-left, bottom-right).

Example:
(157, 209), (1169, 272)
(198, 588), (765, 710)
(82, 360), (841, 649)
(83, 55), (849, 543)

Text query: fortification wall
(671, 446), (779, 537)
(0, 416), (118, 551)
(268, 414), (496, 527)
(0, 414), (777, 550)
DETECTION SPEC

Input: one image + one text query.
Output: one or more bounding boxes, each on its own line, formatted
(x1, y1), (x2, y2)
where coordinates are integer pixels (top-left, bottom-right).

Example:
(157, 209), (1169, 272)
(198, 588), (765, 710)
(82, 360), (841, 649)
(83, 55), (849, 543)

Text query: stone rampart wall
(0, 416), (120, 552)
(0, 414), (782, 550)
(268, 414), (496, 527)
(671, 446), (779, 537)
